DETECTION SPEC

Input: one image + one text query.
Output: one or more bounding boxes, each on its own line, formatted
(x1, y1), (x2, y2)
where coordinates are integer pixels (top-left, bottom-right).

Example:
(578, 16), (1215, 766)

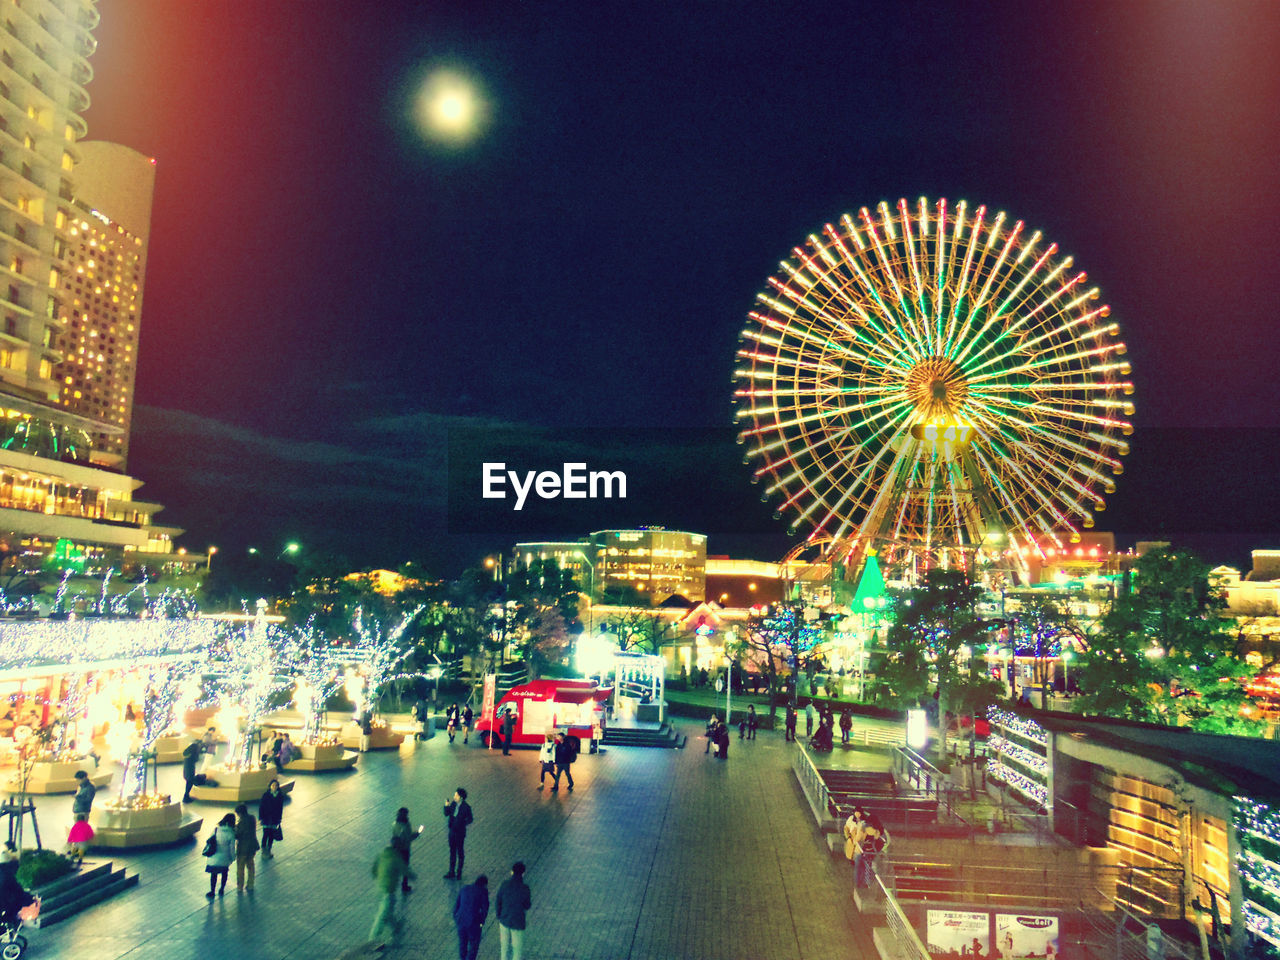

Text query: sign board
(927, 910), (989, 960)
(481, 673), (497, 729)
(995, 914), (1060, 960)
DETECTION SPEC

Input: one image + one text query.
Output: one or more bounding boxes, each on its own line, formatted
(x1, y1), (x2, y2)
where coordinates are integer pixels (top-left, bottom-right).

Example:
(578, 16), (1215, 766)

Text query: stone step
(35, 864), (138, 927)
(33, 860), (114, 910)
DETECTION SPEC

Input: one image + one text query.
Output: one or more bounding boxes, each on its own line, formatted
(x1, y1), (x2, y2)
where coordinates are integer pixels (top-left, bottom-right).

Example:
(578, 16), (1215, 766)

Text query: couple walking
(452, 862), (533, 960)
(536, 732), (576, 790)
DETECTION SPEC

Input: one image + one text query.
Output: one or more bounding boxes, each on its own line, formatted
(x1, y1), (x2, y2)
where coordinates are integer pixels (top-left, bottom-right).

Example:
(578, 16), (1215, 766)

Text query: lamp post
(206, 546), (218, 572)
(573, 550), (597, 634)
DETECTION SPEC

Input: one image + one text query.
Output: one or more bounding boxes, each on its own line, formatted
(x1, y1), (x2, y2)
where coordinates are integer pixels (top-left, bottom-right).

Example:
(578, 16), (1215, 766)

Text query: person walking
(412, 695), (430, 741)
(784, 706), (797, 742)
(233, 803), (259, 891)
(804, 700), (816, 738)
(181, 737), (203, 803)
(461, 703), (474, 744)
(537, 734), (555, 789)
(746, 704), (759, 741)
(71, 769), (96, 818)
(443, 788), (473, 879)
(203, 813), (236, 899)
(839, 709), (853, 744)
(551, 732), (575, 791)
(369, 844), (412, 944)
(500, 708), (516, 756)
(259, 779), (285, 859)
(391, 807), (423, 893)
(445, 703), (460, 743)
(495, 861), (532, 960)
(453, 874), (489, 960)
(704, 716), (719, 754)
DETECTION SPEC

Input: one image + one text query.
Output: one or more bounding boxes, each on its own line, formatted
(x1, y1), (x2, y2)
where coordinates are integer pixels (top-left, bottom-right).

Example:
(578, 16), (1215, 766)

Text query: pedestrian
(853, 820), (888, 888)
(258, 779), (285, 859)
(411, 695), (428, 740)
(0, 854), (34, 930)
(391, 806), (424, 893)
(202, 725), (218, 756)
(445, 703), (460, 743)
(842, 806), (867, 884)
(551, 732), (575, 791)
(66, 813), (93, 864)
(704, 716), (719, 754)
(233, 803), (259, 891)
(369, 844), (412, 944)
(453, 874), (489, 960)
(279, 732), (296, 768)
(746, 704), (758, 741)
(537, 734), (555, 789)
(500, 707), (517, 756)
(495, 861), (532, 960)
(71, 769), (95, 817)
(203, 812), (236, 899)
(715, 721), (729, 759)
(461, 702), (474, 744)
(804, 700), (816, 737)
(839, 709), (853, 744)
(784, 706), (797, 742)
(443, 787), (473, 879)
(181, 737), (203, 803)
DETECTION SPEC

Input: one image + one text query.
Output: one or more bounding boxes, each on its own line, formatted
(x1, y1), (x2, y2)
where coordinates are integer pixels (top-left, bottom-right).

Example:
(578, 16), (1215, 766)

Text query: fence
(875, 865), (932, 960)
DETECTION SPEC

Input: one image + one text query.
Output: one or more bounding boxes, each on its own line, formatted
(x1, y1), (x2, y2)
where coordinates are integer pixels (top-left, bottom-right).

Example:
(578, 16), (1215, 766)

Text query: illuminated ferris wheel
(734, 198), (1134, 576)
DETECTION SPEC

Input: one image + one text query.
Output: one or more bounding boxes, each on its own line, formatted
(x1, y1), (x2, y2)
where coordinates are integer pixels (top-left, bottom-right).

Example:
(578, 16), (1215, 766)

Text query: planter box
(339, 722), (404, 752)
(188, 766), (295, 804)
(8, 760), (111, 795)
(89, 799), (204, 848)
(151, 735), (190, 764)
(288, 741), (358, 773)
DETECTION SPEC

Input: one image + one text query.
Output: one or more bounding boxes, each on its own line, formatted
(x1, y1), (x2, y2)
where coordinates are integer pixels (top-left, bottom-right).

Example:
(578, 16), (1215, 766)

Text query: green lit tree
(1074, 547), (1258, 733)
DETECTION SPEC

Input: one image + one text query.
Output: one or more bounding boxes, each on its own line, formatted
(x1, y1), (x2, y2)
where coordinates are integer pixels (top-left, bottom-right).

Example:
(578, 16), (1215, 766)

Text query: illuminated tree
(210, 606), (292, 768)
(732, 602), (823, 721)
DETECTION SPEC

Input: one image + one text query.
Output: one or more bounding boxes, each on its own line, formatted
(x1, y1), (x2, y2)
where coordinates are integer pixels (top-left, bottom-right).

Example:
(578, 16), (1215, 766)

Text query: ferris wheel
(733, 198), (1134, 575)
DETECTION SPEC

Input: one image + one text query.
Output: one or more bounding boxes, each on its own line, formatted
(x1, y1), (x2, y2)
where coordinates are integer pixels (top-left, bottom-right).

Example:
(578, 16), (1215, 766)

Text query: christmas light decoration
(988, 760), (1049, 807)
(206, 604), (292, 769)
(1235, 796), (1280, 949)
(987, 734), (1048, 775)
(987, 706), (1048, 746)
(345, 606), (422, 717)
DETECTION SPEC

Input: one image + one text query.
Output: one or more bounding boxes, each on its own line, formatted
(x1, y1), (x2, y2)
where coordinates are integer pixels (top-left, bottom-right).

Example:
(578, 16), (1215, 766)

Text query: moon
(414, 69), (488, 145)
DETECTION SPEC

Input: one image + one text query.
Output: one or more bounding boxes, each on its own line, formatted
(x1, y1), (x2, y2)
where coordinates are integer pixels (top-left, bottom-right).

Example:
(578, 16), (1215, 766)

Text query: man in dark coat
(452, 874), (489, 960)
(500, 708), (516, 755)
(72, 770), (96, 816)
(495, 861), (532, 960)
(551, 732), (575, 791)
(182, 738), (203, 802)
(443, 787), (473, 879)
(784, 706), (797, 742)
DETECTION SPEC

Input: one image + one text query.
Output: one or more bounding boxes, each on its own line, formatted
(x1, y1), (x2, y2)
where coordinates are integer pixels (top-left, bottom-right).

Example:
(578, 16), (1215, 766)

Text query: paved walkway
(31, 721), (877, 959)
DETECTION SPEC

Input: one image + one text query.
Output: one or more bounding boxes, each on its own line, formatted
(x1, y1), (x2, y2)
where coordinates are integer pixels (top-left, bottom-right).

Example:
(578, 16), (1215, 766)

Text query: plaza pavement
(30, 720), (877, 959)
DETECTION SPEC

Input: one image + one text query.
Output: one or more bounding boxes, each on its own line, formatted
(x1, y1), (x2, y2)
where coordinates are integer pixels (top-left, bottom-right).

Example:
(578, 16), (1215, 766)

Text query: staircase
(33, 859), (138, 927)
(602, 723), (685, 749)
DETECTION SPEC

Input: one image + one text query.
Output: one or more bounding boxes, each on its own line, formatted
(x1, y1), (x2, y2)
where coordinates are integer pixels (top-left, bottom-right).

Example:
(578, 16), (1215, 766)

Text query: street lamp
(279, 542), (300, 560)
(573, 550), (597, 633)
(206, 546), (218, 572)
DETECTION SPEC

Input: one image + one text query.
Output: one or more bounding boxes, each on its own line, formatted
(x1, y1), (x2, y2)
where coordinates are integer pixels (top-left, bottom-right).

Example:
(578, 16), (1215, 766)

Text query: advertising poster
(995, 914), (1060, 960)
(481, 673), (497, 729)
(926, 910), (990, 960)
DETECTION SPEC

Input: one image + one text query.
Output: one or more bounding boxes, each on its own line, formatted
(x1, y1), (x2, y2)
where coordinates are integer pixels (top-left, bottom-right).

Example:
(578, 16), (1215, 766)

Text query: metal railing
(792, 740), (829, 821)
(876, 865), (931, 960)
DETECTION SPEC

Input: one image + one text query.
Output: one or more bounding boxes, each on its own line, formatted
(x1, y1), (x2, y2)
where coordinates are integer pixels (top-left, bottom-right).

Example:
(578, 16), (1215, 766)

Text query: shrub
(17, 848), (75, 888)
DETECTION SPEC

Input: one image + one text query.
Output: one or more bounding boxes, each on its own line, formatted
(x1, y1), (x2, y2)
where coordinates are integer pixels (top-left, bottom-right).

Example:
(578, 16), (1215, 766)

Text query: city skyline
(74, 0), (1280, 571)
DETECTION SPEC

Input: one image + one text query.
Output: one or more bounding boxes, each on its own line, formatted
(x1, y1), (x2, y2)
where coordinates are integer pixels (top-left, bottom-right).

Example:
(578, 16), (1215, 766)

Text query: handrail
(876, 865), (931, 960)
(792, 740), (829, 820)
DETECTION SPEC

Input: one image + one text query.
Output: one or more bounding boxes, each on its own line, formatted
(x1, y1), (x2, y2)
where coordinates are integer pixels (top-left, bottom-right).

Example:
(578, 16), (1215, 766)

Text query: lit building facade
(587, 528), (706, 605)
(52, 140), (151, 467)
(0, 1), (192, 579)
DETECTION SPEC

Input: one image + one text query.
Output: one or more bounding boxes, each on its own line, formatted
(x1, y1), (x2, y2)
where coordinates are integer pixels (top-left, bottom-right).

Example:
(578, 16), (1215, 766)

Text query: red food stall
(475, 679), (611, 751)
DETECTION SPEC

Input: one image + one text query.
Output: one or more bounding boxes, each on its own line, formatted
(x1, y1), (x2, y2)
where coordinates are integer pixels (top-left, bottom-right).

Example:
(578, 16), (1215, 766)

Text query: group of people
(199, 779), (287, 897)
(782, 700), (854, 751)
(841, 805), (890, 888)
(535, 732), (577, 790)
(366, 786), (533, 960)
(443, 702), (475, 743)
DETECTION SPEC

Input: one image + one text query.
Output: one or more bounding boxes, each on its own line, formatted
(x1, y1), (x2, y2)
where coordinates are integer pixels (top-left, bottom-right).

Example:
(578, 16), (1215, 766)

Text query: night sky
(81, 1), (1280, 572)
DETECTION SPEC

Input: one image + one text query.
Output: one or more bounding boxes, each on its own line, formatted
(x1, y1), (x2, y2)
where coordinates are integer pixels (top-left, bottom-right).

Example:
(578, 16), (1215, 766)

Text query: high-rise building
(0, 1), (195, 579)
